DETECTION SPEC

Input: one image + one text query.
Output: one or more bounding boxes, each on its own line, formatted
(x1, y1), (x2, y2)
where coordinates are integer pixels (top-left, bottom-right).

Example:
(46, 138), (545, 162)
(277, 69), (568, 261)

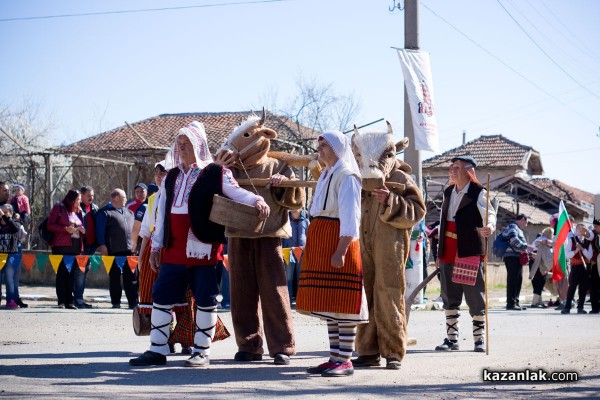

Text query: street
(0, 292), (598, 399)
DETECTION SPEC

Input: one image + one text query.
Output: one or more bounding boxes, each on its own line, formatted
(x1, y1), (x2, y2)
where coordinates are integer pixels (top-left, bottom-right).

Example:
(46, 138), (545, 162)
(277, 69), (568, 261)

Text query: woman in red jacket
(48, 189), (85, 309)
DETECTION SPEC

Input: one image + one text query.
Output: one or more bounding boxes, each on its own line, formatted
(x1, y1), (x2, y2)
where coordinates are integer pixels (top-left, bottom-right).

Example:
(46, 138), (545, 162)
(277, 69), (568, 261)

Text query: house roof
(528, 178), (595, 206)
(58, 111), (319, 156)
(491, 190), (552, 226)
(423, 135), (543, 175)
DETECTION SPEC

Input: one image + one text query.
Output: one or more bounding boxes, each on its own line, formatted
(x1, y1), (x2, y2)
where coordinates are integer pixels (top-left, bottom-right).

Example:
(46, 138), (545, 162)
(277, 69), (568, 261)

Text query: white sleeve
(477, 189), (496, 231)
(222, 168), (262, 206)
(565, 235), (575, 259)
(139, 198), (156, 239)
(582, 243), (593, 261)
(338, 175), (361, 239)
(151, 186), (167, 250)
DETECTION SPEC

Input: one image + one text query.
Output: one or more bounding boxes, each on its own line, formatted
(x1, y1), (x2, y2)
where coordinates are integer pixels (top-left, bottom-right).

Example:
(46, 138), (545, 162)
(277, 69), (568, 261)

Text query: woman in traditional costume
(296, 130), (368, 377)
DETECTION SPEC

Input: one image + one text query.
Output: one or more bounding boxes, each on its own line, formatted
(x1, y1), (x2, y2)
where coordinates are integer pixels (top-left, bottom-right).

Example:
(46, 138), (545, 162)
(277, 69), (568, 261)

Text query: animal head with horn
(217, 108), (276, 169)
(351, 121), (411, 182)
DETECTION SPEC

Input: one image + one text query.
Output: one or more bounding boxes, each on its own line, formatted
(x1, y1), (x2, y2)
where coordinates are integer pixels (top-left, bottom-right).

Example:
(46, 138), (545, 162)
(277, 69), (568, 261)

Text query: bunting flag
(114, 256), (127, 272)
(76, 255), (90, 273)
(22, 253), (36, 271)
(63, 255), (75, 272)
(90, 255), (101, 272)
(36, 253), (48, 272)
(102, 256), (115, 274)
(49, 255), (63, 273)
(127, 256), (139, 273)
(282, 248), (291, 264)
(552, 201), (573, 282)
(222, 255), (229, 272)
(397, 49), (440, 152)
(8, 254), (22, 269)
(293, 247), (303, 264)
(0, 253), (7, 271)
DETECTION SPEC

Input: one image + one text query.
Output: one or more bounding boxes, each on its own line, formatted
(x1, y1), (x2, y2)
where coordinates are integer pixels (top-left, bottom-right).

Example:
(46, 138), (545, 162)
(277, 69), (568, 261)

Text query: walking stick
(484, 174), (491, 355)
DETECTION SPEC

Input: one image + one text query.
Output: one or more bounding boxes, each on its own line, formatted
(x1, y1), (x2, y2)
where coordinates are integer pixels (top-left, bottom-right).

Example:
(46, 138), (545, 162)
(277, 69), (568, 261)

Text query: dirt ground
(0, 284), (598, 399)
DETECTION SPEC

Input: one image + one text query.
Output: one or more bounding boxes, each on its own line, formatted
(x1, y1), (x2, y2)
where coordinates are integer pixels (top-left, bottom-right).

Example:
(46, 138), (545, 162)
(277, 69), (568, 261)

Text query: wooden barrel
(132, 306), (151, 336)
(209, 194), (265, 233)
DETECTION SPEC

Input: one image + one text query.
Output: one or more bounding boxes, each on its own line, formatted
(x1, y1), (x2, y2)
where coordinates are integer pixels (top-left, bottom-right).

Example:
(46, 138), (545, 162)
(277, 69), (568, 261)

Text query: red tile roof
(529, 178), (595, 205)
(423, 135), (543, 174)
(59, 111), (318, 155)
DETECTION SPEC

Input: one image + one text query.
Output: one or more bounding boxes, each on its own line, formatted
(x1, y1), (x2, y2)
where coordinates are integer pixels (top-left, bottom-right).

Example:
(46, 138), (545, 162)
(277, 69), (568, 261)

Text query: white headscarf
(320, 130), (361, 178)
(165, 121), (213, 170)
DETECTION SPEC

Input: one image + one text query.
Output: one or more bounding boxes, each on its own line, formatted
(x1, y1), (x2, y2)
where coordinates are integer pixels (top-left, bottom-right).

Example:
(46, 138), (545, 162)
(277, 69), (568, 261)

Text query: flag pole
(483, 174), (491, 355)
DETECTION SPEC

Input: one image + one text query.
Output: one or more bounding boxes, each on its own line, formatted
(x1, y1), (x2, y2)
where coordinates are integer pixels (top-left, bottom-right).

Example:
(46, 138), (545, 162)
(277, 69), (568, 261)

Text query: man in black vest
(129, 122), (269, 368)
(434, 156), (496, 353)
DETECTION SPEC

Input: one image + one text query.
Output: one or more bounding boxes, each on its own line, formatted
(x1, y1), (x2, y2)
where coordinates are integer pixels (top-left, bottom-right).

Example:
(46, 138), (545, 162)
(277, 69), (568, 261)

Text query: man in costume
(296, 130), (367, 377)
(217, 111), (305, 366)
(589, 219), (600, 314)
(435, 156), (495, 353)
(561, 223), (592, 314)
(350, 123), (426, 370)
(135, 160), (196, 354)
(129, 122), (269, 367)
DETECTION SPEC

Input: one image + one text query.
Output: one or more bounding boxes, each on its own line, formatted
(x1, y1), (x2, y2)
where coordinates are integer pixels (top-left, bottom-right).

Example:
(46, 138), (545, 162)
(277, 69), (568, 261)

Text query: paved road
(0, 287), (598, 399)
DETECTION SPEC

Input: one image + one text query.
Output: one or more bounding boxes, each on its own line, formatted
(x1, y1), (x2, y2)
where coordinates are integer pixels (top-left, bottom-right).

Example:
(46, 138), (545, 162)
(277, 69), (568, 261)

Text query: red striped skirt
(296, 218), (363, 315)
(138, 239), (158, 315)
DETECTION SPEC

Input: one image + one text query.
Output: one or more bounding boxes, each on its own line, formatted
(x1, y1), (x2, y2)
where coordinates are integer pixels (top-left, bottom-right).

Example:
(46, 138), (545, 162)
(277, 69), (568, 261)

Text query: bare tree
(0, 101), (73, 248)
(285, 74), (361, 134)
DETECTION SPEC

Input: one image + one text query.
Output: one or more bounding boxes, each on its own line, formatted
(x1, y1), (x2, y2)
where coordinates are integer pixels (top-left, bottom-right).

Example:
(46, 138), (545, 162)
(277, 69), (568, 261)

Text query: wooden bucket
(362, 177), (385, 191)
(209, 194), (265, 233)
(132, 306), (151, 336)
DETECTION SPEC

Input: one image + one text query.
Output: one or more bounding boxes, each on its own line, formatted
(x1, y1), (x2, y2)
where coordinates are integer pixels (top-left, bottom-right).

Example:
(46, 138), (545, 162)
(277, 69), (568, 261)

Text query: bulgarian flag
(552, 201), (573, 282)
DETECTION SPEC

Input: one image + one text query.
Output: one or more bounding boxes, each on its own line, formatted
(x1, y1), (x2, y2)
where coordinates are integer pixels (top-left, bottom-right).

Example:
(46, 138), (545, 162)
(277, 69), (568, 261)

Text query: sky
(1, 0), (599, 195)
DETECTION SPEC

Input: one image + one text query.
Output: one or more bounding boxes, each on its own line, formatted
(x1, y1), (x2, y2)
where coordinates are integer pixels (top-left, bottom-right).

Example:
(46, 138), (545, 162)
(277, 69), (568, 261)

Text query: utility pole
(403, 0), (422, 189)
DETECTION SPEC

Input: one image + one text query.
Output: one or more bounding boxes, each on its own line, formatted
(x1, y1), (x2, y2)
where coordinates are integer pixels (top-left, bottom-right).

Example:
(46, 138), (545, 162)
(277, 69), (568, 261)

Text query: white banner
(397, 49), (440, 153)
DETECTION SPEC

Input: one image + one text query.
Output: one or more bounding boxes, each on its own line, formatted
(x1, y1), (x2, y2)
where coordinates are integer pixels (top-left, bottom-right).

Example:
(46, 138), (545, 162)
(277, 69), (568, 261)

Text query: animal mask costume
(351, 121), (426, 363)
(218, 109), (305, 360)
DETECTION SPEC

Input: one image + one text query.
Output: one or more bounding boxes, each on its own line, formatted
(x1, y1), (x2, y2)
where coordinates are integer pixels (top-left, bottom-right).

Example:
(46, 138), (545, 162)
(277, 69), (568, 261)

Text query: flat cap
(450, 155), (477, 168)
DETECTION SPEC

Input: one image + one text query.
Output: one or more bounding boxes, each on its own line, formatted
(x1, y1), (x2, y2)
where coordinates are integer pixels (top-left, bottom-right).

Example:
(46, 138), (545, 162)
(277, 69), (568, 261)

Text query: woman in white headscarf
(130, 121), (269, 368)
(296, 130), (368, 378)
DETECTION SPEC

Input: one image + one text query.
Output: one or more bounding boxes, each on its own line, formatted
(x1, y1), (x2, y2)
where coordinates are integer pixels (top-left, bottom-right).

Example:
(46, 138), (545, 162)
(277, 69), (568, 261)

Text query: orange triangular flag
(49, 255), (63, 273)
(127, 256), (139, 273)
(76, 255), (90, 273)
(222, 254), (229, 272)
(22, 253), (36, 271)
(102, 256), (115, 274)
(293, 247), (303, 264)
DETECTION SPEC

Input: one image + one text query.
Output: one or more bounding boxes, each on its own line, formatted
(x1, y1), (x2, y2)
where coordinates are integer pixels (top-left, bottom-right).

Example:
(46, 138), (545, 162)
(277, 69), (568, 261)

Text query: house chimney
(462, 130), (466, 144)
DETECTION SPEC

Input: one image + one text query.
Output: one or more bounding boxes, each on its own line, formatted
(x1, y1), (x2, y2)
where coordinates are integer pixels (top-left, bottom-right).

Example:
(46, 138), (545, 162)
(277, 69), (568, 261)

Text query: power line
(420, 1), (599, 128)
(496, 0), (600, 102)
(538, 0), (600, 65)
(0, 0), (293, 23)
(509, 0), (599, 77)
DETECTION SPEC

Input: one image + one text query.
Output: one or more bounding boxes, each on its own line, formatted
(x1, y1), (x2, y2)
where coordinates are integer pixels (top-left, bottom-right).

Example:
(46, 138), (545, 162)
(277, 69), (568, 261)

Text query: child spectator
(9, 184), (30, 225)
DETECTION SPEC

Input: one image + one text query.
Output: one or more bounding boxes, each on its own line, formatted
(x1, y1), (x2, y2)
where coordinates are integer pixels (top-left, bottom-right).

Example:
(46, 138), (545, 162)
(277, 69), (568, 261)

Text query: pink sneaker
(306, 360), (337, 374)
(321, 361), (354, 377)
(6, 300), (18, 310)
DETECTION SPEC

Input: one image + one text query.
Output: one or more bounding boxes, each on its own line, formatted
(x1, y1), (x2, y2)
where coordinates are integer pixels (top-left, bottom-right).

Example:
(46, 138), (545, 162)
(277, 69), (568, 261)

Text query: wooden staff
(236, 178), (317, 188)
(235, 178), (405, 192)
(483, 173), (491, 355)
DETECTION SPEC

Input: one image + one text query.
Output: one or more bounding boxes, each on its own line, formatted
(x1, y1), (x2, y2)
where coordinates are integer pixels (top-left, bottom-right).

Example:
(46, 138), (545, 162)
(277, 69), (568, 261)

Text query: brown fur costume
(352, 124), (426, 361)
(218, 112), (305, 357)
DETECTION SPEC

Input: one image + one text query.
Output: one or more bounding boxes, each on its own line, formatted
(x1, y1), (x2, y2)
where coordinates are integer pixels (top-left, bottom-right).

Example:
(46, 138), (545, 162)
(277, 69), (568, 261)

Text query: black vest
(438, 183), (485, 258)
(163, 163), (226, 246)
